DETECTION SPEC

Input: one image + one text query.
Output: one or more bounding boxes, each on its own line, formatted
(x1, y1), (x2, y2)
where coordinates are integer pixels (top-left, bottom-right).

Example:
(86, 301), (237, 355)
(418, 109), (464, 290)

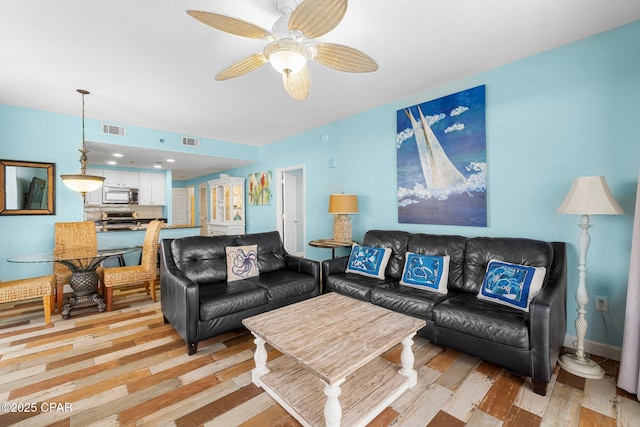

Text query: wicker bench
(0, 275), (55, 324)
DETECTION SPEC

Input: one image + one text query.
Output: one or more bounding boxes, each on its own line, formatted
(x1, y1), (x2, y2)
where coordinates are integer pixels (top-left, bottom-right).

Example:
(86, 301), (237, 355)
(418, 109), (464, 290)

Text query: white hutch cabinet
(208, 176), (245, 236)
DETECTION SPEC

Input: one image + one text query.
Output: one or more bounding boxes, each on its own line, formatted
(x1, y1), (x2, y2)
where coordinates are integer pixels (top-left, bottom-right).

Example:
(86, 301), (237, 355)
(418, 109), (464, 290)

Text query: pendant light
(61, 89), (105, 195)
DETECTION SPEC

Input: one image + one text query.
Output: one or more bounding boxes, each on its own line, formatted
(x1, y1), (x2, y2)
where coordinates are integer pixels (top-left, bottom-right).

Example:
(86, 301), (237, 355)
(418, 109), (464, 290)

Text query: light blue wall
(188, 21), (640, 348)
(1, 21), (639, 348)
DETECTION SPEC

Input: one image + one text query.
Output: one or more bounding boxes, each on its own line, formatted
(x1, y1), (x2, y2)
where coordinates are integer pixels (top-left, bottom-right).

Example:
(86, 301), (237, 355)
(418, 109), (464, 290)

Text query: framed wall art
(248, 171), (272, 206)
(396, 85), (487, 227)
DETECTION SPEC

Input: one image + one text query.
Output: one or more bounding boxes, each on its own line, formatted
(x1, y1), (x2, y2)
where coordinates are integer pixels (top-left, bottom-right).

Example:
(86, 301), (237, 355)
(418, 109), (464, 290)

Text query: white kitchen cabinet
(84, 169), (104, 206)
(103, 170), (139, 188)
(138, 172), (165, 206)
(208, 177), (245, 235)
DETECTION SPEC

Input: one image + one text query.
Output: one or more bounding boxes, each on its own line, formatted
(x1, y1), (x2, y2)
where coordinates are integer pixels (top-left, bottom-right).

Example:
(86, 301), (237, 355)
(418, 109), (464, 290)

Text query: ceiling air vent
(182, 136), (200, 147)
(102, 123), (126, 137)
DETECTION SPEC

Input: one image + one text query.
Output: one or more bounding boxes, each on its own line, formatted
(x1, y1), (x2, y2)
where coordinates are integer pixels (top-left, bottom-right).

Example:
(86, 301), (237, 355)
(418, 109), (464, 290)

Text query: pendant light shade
(61, 89), (105, 195)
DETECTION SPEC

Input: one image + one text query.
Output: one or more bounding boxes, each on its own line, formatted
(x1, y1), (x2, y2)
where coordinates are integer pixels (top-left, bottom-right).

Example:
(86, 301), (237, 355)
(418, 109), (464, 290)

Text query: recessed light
(113, 153), (123, 158)
(154, 164), (162, 169)
(166, 158), (175, 163)
(107, 161), (117, 165)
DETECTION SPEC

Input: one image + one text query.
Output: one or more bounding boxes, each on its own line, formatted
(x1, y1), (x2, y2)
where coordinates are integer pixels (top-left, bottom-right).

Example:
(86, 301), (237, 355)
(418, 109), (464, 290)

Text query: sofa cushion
(363, 230), (411, 279)
(407, 233), (467, 292)
(248, 270), (317, 302)
(371, 283), (451, 320)
(171, 235), (236, 284)
(226, 245), (259, 282)
(326, 273), (388, 301)
(433, 293), (530, 349)
(198, 281), (267, 321)
(463, 237), (553, 295)
(477, 260), (546, 312)
(234, 231), (286, 273)
(400, 253), (450, 294)
(346, 244), (392, 279)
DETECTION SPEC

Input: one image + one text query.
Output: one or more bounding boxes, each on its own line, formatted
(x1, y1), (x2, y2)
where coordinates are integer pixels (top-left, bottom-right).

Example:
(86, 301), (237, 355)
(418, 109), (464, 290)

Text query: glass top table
(8, 247), (141, 319)
(8, 247), (140, 271)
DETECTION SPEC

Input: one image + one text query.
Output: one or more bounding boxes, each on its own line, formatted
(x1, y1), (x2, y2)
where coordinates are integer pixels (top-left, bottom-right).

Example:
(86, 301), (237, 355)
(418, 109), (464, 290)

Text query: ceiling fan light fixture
(264, 39), (309, 75)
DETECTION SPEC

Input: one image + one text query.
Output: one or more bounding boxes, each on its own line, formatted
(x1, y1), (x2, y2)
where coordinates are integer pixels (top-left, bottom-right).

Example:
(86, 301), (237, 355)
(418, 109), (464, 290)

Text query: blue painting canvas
(397, 85), (487, 226)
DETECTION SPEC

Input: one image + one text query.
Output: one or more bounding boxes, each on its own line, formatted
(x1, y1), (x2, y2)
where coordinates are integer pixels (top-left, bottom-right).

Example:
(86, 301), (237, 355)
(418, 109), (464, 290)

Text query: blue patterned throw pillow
(400, 253), (450, 294)
(345, 244), (391, 279)
(477, 259), (546, 312)
(226, 245), (259, 282)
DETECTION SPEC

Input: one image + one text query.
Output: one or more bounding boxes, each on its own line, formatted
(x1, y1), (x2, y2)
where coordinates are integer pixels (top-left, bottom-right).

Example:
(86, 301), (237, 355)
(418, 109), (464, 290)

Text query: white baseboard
(563, 335), (621, 361)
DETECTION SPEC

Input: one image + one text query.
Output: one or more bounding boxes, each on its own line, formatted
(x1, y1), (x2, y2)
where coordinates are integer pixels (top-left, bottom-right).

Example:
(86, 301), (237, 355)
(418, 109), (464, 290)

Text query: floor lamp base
(558, 353), (605, 379)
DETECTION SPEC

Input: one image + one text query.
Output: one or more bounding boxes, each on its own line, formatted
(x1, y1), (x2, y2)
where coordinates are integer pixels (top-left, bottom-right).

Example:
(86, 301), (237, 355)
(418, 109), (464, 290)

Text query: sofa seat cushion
(371, 283), (452, 320)
(433, 293), (530, 349)
(326, 273), (388, 301)
(199, 282), (267, 321)
(247, 270), (317, 302)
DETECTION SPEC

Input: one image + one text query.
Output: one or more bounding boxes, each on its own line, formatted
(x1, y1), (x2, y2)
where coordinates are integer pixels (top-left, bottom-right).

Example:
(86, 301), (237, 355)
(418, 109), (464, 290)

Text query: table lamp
(328, 194), (358, 243)
(557, 176), (624, 379)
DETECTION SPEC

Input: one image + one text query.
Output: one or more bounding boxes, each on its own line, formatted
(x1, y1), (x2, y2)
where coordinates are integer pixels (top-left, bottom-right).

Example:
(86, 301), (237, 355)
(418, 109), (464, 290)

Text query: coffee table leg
(324, 378), (344, 427)
(399, 333), (418, 388)
(251, 334), (270, 387)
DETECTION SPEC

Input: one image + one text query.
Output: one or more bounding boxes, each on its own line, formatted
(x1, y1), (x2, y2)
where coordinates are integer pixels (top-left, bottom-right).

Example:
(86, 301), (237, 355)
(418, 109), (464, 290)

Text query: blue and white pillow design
(478, 259), (546, 312)
(400, 253), (450, 294)
(346, 244), (391, 279)
(226, 244), (259, 282)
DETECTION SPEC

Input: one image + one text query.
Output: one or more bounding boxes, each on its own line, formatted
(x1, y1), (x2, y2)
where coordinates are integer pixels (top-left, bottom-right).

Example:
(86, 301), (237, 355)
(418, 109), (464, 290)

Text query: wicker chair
(0, 275), (55, 324)
(99, 220), (163, 311)
(53, 221), (98, 313)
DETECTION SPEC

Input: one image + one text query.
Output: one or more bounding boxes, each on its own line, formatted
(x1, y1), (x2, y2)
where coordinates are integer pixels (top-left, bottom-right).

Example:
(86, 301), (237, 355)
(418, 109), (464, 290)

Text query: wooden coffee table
(242, 292), (426, 427)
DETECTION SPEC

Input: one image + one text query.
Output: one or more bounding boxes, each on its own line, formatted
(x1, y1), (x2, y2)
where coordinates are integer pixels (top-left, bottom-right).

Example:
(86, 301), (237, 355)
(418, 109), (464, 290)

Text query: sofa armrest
(285, 254), (320, 293)
(529, 242), (567, 383)
(321, 256), (350, 293)
(160, 239), (200, 354)
(322, 256), (349, 276)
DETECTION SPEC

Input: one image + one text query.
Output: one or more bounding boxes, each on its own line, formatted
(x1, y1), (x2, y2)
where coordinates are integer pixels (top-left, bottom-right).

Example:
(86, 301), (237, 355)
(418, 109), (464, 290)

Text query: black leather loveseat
(323, 230), (566, 396)
(160, 231), (320, 354)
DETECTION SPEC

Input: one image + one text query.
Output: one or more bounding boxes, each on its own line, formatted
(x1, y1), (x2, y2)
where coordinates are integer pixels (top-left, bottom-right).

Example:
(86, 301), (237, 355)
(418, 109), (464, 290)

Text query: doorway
(198, 183), (208, 236)
(276, 165), (305, 257)
(172, 187), (191, 226)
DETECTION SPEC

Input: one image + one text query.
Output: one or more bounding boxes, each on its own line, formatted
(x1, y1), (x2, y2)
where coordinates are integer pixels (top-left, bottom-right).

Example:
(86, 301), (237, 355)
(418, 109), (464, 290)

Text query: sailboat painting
(397, 85), (486, 226)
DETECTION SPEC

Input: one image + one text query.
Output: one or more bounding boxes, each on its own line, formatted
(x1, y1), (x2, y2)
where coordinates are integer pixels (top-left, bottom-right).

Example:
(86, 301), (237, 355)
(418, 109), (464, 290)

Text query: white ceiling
(2, 1), (639, 177)
(84, 141), (254, 181)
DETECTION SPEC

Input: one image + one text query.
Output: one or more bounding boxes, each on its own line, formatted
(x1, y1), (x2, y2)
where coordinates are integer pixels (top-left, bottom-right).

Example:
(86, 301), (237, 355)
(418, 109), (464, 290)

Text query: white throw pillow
(226, 245), (259, 282)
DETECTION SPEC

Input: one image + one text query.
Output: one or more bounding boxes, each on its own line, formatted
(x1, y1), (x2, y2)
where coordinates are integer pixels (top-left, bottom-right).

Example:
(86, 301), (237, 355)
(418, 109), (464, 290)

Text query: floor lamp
(557, 176), (624, 379)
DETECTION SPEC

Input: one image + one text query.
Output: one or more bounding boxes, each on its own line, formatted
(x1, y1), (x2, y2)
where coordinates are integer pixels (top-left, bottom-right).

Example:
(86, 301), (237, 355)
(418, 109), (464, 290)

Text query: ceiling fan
(187, 0), (378, 101)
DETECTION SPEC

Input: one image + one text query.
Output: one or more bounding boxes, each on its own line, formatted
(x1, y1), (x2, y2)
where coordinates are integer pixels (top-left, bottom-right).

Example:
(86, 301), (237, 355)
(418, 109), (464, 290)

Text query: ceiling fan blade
(313, 42), (378, 73)
(288, 0), (348, 39)
(282, 67), (311, 101)
(216, 53), (268, 81)
(187, 10), (273, 40)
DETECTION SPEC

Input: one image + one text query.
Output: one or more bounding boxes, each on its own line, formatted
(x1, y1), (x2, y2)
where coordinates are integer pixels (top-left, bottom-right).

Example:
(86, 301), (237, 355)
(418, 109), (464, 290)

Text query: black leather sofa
(160, 231), (320, 355)
(323, 230), (566, 396)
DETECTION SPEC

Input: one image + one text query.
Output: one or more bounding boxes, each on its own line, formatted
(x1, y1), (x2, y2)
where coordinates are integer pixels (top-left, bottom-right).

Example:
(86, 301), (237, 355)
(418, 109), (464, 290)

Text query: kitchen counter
(96, 225), (201, 233)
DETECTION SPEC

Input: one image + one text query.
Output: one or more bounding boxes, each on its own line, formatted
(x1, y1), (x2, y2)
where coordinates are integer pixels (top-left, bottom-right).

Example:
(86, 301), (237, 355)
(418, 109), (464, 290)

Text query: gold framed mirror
(0, 159), (55, 215)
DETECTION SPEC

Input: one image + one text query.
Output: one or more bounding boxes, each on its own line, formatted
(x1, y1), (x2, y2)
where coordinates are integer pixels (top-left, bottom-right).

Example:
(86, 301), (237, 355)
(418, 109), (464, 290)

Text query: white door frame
(276, 164), (306, 257)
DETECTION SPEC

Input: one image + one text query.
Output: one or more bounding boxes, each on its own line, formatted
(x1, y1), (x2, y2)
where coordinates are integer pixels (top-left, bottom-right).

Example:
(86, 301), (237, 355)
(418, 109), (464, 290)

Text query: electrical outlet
(595, 295), (609, 312)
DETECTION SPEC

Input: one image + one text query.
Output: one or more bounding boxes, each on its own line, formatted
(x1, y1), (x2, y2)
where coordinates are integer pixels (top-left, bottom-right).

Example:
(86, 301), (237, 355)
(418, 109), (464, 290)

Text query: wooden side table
(308, 239), (353, 258)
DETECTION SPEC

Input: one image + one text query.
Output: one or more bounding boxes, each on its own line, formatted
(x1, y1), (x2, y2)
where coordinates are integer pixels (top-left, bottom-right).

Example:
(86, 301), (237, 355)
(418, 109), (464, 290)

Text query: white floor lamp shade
(557, 176), (624, 379)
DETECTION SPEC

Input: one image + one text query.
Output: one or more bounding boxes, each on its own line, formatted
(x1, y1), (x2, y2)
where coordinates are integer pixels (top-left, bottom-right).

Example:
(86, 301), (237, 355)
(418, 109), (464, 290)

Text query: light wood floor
(1, 285), (639, 427)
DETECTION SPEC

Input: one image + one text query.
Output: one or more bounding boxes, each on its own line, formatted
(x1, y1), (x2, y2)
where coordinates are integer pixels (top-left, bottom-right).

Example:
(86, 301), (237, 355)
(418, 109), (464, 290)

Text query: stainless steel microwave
(102, 187), (138, 204)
